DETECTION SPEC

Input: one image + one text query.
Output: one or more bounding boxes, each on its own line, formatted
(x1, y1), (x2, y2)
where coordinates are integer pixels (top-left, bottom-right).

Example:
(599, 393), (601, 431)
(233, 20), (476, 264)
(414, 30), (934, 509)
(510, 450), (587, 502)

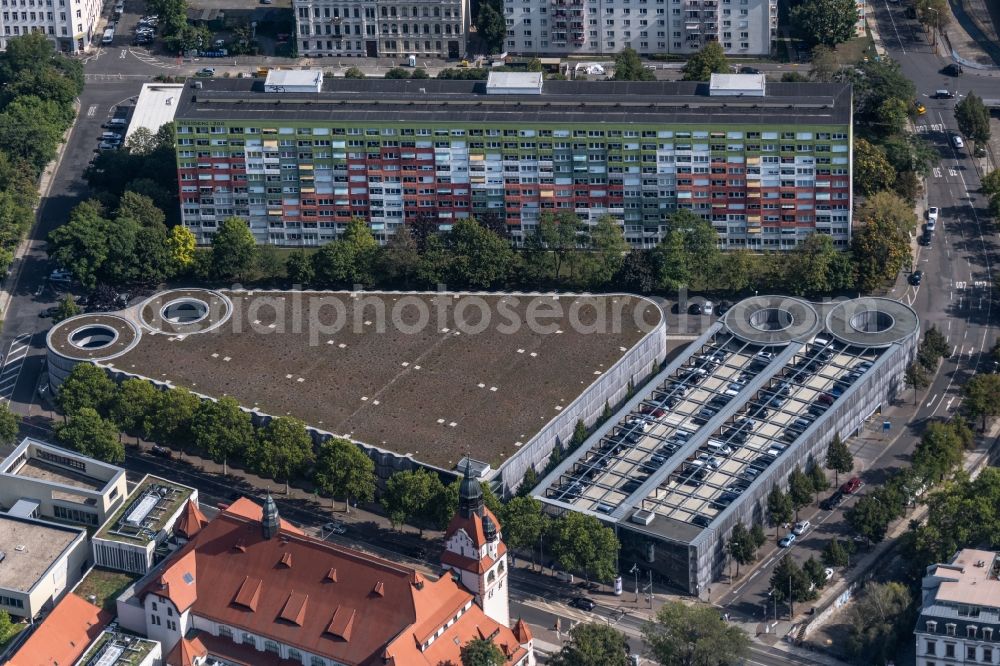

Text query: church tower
(441, 461), (510, 627)
(262, 493), (280, 540)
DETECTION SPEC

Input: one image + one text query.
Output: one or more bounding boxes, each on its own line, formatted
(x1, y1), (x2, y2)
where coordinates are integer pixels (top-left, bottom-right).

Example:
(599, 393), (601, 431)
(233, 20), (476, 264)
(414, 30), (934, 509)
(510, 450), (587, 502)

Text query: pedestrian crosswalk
(128, 49), (182, 70)
(0, 333), (31, 403)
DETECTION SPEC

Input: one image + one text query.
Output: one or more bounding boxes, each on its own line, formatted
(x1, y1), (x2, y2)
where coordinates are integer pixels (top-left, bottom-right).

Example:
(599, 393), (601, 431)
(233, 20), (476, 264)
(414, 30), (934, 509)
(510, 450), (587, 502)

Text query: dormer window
(983, 627), (993, 640)
(926, 621), (937, 633)
(968, 625), (978, 639)
(946, 623), (956, 636)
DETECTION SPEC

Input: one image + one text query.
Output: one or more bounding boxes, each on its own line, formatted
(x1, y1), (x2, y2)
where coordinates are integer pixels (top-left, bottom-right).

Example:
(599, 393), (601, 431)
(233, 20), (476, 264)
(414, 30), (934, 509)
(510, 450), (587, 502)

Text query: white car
(703, 301), (714, 316)
(792, 520), (811, 535)
(953, 135), (965, 149)
(323, 522), (347, 535)
(927, 206), (938, 224)
(779, 533), (796, 547)
(824, 567), (834, 581)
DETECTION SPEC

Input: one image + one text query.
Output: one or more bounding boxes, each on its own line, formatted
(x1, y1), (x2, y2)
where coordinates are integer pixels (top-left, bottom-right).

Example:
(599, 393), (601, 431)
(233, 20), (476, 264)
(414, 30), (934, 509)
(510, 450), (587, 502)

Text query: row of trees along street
(0, 33), (83, 275)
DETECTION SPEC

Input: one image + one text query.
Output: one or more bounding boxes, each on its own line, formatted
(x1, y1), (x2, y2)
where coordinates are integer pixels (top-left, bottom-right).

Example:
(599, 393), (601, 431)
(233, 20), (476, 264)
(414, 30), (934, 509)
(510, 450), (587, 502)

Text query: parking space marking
(0, 334), (32, 402)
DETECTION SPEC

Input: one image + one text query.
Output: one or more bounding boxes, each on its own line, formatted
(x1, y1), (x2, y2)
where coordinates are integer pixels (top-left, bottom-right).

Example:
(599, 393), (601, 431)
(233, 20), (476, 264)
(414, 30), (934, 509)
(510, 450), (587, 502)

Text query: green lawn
(833, 32), (877, 66)
(73, 568), (140, 613)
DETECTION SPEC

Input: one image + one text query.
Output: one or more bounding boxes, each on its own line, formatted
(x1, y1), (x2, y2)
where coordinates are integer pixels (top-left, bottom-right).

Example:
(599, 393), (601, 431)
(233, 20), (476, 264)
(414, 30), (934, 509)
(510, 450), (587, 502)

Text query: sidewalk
(940, 0), (1000, 70)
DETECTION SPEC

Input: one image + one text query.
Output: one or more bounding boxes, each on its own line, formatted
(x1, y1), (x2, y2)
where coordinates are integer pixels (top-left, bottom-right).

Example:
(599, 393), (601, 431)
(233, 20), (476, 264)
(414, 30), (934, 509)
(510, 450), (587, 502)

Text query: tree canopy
(642, 601), (750, 665)
(549, 623), (629, 666)
(55, 408), (124, 463)
(313, 438), (377, 510)
(681, 42), (729, 81)
(613, 47), (656, 81)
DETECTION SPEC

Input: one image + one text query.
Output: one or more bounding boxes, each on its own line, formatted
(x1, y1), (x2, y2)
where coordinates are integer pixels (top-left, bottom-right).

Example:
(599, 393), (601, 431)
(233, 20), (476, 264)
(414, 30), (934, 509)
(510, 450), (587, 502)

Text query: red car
(841, 477), (863, 495)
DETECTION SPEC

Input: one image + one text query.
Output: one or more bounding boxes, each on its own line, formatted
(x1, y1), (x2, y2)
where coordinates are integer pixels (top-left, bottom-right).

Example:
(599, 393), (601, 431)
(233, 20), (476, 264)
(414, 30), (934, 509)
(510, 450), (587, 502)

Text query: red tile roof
(144, 497), (518, 666)
(444, 507), (503, 549)
(175, 500), (208, 540)
(8, 594), (110, 666)
(149, 549), (199, 613)
(166, 635), (207, 666)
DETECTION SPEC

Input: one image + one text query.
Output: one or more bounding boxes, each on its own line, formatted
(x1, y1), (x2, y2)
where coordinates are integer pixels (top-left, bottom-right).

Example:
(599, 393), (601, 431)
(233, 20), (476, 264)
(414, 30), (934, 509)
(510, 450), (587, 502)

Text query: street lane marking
(933, 167), (942, 178)
(926, 394), (938, 408)
(949, 169), (959, 177)
(87, 104), (97, 117)
(0, 334), (32, 403)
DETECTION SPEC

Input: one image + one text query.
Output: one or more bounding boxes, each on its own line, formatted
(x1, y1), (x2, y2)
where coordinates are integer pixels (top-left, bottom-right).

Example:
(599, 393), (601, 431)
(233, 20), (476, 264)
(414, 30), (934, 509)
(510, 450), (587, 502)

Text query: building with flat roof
(0, 513), (90, 619)
(92, 476), (197, 574)
(172, 74), (852, 249)
(116, 496), (534, 666)
(915, 549), (1000, 666)
(7, 593), (111, 666)
(46, 288), (665, 493)
(124, 83), (184, 143)
(293, 0), (467, 59)
(0, 438), (128, 527)
(504, 0), (777, 57)
(534, 295), (918, 595)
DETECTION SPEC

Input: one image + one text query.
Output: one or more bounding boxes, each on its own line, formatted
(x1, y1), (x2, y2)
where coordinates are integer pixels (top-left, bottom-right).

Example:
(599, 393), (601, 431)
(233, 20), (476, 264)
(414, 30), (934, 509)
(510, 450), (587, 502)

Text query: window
(926, 639), (936, 655)
(945, 644), (955, 658)
(946, 624), (956, 636)
(984, 647), (993, 661)
(967, 645), (977, 661)
(218, 625), (233, 638)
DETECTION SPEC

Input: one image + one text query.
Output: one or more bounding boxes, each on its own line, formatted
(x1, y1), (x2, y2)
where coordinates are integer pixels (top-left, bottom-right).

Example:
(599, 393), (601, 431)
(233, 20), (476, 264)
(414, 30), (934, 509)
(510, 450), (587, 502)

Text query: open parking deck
(535, 295), (919, 595)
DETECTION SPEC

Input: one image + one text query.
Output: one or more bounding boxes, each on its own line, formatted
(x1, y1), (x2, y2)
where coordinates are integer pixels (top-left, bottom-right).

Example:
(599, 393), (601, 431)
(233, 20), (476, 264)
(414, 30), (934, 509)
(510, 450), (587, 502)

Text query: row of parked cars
(133, 14), (158, 45)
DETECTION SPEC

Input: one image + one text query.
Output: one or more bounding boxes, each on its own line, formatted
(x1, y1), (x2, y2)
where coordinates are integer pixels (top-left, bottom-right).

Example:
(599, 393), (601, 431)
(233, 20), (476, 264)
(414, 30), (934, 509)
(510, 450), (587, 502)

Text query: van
(704, 439), (734, 456)
(106, 117), (127, 128)
(101, 27), (114, 44)
(406, 54), (417, 67)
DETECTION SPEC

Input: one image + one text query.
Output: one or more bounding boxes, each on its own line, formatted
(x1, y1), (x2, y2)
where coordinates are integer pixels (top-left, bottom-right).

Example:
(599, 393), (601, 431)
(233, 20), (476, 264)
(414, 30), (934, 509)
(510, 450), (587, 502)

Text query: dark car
(944, 63), (963, 77)
(820, 490), (845, 510)
(740, 66), (760, 74)
(150, 445), (172, 458)
(909, 270), (923, 285)
(688, 303), (703, 315)
(919, 229), (932, 246)
(569, 596), (596, 611)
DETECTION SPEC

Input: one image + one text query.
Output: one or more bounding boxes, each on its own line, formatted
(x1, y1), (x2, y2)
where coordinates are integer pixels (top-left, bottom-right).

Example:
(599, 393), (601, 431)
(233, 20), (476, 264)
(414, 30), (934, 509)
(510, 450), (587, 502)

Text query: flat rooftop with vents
(47, 289), (666, 492)
(0, 513), (89, 618)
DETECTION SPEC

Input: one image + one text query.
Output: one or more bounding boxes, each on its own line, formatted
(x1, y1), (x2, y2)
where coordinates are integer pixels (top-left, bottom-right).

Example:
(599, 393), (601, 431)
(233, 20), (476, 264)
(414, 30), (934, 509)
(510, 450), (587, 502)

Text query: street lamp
(927, 7), (938, 47)
(630, 564), (640, 603)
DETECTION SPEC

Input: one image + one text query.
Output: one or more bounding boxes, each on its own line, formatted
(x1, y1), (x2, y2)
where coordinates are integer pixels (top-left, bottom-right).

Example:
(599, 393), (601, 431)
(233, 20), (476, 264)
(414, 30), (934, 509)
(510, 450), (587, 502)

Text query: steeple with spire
(441, 458), (510, 627)
(262, 493), (280, 540)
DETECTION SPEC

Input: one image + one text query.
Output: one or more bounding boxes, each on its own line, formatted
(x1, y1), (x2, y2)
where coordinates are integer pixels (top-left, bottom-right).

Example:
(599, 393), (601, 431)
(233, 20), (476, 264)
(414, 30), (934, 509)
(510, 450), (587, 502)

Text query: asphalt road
(715, 0), (999, 630)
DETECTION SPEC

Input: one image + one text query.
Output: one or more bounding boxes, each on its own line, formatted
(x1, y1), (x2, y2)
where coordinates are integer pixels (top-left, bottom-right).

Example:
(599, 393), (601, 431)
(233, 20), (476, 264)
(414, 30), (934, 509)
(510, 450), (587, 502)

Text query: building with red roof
(117, 493), (534, 666)
(8, 594), (110, 666)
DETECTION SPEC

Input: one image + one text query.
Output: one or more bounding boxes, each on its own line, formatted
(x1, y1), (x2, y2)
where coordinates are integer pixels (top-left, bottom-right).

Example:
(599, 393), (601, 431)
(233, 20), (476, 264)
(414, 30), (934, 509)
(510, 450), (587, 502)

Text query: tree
(547, 512), (620, 583)
(55, 407), (125, 463)
(875, 97), (911, 137)
(846, 582), (914, 665)
(52, 294), (81, 323)
(0, 609), (12, 643)
(382, 468), (440, 530)
(47, 200), (111, 289)
(460, 638), (505, 666)
(852, 203), (911, 292)
(344, 67), (365, 79)
(191, 397), (254, 474)
(963, 373), (1000, 430)
(168, 225), (196, 272)
(256, 245), (284, 282)
(660, 209), (719, 290)
(642, 601), (750, 666)
(808, 463), (829, 501)
(447, 217), (514, 288)
(57, 363), (116, 418)
(285, 249), (315, 286)
(912, 420), (966, 483)
(750, 523), (766, 551)
(146, 388), (200, 449)
(0, 402), (18, 445)
(853, 138), (895, 196)
(475, 2), (507, 55)
(582, 215), (628, 288)
(783, 233), (852, 295)
(211, 217), (258, 281)
(769, 555), (815, 606)
(846, 493), (894, 544)
(766, 486), (793, 538)
(0, 95), (67, 173)
(251, 416), (315, 493)
(110, 379), (159, 441)
(791, 0), (857, 46)
(727, 522), (757, 577)
(380, 226), (420, 287)
(549, 623), (629, 666)
(788, 466), (814, 521)
(904, 362), (930, 402)
(498, 495), (546, 551)
(680, 42), (729, 81)
(822, 537), (853, 567)
(982, 168), (1000, 200)
(955, 91), (991, 146)
(810, 45), (840, 82)
(613, 47), (655, 81)
(803, 556), (828, 591)
(313, 437), (376, 512)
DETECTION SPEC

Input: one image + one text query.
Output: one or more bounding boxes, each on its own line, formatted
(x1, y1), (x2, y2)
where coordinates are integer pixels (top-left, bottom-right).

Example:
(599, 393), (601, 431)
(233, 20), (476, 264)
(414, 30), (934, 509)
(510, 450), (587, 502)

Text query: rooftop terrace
(78, 631), (158, 666)
(13, 458), (105, 491)
(96, 476), (193, 544)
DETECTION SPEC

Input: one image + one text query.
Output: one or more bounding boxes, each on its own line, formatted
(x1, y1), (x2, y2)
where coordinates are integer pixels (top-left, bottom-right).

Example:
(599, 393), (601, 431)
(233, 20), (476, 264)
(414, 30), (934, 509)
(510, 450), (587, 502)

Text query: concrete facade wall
(3, 528), (89, 619)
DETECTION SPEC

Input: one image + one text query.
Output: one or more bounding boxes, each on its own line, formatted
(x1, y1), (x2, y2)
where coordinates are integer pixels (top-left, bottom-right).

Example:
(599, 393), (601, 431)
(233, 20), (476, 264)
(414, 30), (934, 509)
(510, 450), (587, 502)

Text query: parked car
(323, 521), (347, 535)
(196, 67), (216, 77)
(943, 63), (963, 76)
(909, 270), (923, 286)
(841, 476), (863, 494)
(820, 490), (844, 510)
(953, 135), (965, 149)
(569, 596), (596, 611)
(779, 533), (797, 547)
(150, 445), (172, 458)
(793, 520), (811, 535)
(927, 206), (938, 224)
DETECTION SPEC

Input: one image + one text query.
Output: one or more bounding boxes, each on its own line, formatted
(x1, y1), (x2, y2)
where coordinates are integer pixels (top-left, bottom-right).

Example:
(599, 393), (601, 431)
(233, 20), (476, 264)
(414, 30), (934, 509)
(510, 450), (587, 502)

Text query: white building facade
(295, 0), (467, 59)
(915, 549), (1000, 666)
(0, 0), (102, 54)
(504, 0), (776, 56)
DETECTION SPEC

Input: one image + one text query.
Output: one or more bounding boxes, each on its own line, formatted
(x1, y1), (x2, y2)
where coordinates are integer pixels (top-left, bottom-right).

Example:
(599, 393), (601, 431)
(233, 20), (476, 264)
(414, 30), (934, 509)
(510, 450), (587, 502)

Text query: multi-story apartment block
(294, 0), (467, 59)
(505, 0), (777, 56)
(174, 71), (852, 249)
(0, 0), (102, 53)
(916, 549), (1000, 666)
